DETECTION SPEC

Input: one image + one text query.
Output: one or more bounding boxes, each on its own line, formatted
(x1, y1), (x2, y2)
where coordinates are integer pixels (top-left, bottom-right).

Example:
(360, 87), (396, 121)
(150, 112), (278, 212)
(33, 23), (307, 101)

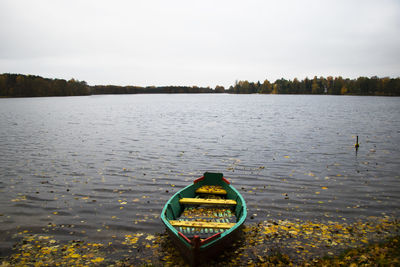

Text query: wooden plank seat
(179, 198), (236, 206)
(169, 220), (235, 229)
(195, 185), (227, 195)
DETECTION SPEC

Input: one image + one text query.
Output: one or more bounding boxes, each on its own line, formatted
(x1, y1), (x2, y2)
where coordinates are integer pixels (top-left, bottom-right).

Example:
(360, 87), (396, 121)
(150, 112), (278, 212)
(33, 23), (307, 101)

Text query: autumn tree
(214, 85), (225, 93)
(259, 79), (272, 94)
(311, 76), (321, 94)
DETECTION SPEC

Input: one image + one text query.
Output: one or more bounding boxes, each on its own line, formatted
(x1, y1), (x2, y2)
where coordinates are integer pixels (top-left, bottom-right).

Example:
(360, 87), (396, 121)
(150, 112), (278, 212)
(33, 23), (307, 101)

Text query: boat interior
(169, 185), (238, 239)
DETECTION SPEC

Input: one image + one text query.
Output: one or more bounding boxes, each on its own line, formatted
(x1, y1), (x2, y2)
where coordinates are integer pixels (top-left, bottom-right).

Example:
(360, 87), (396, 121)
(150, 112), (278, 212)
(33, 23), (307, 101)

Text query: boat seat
(195, 185), (227, 195)
(169, 220), (235, 229)
(179, 198), (236, 206)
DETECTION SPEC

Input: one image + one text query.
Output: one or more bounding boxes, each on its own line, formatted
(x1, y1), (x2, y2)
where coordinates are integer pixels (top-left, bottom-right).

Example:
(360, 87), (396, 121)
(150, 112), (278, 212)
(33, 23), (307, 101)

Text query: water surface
(1, 94), (399, 254)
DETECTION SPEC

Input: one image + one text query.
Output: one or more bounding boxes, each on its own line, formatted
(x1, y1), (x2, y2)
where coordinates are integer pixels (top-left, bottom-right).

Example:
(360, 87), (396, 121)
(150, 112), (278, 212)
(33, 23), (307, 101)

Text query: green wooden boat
(160, 172), (247, 266)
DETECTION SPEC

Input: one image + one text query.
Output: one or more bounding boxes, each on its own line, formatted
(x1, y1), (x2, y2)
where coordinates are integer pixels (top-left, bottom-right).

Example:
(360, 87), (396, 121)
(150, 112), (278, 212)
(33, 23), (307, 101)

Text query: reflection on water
(0, 94), (399, 253)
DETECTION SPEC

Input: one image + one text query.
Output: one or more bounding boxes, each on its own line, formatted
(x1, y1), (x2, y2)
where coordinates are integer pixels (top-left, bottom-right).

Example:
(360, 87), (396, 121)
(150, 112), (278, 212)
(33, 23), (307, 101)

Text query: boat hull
(161, 172), (247, 266)
(165, 220), (243, 266)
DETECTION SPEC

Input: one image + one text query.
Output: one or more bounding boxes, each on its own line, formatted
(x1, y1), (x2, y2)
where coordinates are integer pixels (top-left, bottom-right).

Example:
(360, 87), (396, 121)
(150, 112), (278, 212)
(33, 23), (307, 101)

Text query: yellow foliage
(90, 257), (104, 263)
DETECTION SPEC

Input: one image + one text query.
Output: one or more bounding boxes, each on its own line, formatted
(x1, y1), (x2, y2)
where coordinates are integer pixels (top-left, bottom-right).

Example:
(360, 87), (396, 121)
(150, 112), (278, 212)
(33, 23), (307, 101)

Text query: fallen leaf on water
(145, 235), (156, 241)
(91, 257), (104, 263)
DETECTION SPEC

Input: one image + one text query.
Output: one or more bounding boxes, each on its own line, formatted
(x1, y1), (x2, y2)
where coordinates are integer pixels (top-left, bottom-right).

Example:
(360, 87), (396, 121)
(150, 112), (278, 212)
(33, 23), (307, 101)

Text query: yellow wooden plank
(196, 185), (227, 195)
(179, 198), (236, 206)
(169, 220), (235, 229)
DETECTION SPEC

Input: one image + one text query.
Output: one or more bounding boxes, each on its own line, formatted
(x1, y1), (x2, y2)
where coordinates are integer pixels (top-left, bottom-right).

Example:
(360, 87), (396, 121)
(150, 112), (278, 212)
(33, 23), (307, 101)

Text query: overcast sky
(1, 0), (399, 88)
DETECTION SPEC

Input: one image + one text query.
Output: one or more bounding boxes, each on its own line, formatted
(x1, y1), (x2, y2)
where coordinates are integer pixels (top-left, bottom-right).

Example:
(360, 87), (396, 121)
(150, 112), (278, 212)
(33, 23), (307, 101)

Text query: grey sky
(1, 0), (399, 88)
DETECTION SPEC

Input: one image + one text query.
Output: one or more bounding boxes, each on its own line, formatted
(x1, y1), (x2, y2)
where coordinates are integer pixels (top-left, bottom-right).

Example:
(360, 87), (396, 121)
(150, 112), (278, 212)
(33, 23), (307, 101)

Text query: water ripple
(0, 94), (399, 245)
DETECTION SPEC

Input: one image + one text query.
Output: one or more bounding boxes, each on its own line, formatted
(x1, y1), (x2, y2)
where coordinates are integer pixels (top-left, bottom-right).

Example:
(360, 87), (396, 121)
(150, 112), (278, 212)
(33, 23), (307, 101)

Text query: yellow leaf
(91, 257), (104, 263)
(289, 230), (298, 235)
(129, 237), (139, 244)
(145, 234), (155, 240)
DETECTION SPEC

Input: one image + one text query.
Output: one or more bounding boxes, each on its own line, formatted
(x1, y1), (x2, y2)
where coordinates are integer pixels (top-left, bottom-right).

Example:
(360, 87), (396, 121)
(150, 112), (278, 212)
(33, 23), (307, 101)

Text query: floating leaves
(11, 195), (27, 202)
(118, 200), (127, 205)
(2, 235), (107, 266)
(145, 234), (156, 241)
(123, 234), (140, 246)
(91, 257), (105, 263)
(3, 217), (398, 266)
(219, 217), (400, 266)
(313, 236), (400, 266)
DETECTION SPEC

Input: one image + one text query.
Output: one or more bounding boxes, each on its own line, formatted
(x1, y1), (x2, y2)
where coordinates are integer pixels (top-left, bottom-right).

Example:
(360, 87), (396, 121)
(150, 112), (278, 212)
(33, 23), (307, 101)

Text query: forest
(0, 74), (216, 97)
(0, 74), (90, 97)
(1, 73), (399, 97)
(92, 85), (216, 94)
(228, 76), (400, 96)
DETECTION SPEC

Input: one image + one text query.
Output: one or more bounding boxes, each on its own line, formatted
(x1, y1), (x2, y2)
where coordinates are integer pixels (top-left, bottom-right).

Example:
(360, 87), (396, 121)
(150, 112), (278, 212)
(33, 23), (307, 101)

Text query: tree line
(228, 76), (400, 96)
(0, 73), (219, 97)
(1, 73), (399, 97)
(0, 73), (90, 97)
(92, 85), (217, 94)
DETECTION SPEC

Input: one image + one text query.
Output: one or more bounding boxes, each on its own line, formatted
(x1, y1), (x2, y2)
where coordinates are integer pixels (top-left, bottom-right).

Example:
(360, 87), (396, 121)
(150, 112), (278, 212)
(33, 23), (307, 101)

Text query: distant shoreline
(1, 73), (399, 97)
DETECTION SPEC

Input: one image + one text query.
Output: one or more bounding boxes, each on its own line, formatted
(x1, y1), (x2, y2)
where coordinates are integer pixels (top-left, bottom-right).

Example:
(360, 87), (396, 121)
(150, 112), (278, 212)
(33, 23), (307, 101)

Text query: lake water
(0, 94), (399, 255)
